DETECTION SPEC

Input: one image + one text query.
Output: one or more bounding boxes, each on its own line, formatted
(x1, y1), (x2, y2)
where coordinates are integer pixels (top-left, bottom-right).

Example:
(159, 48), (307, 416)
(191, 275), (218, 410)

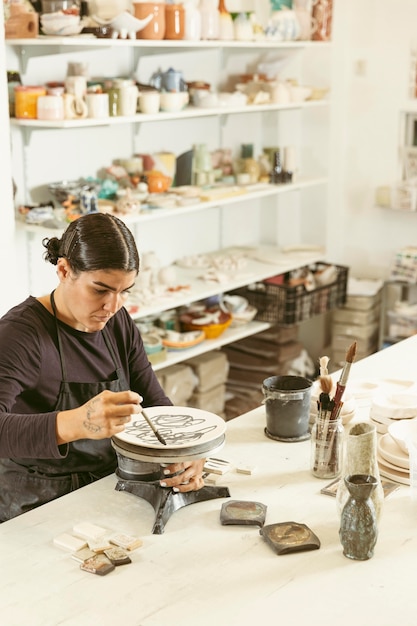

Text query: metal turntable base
(115, 471), (231, 534)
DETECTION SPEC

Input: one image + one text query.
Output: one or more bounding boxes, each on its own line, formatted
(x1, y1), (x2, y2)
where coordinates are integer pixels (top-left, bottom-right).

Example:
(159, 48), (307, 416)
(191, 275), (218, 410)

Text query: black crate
(232, 262), (349, 326)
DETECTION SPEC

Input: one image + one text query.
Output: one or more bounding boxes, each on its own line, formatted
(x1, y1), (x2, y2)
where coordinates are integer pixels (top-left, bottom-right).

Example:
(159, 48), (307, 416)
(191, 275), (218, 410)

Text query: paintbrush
(318, 355), (333, 410)
(142, 409), (167, 446)
(330, 341), (357, 420)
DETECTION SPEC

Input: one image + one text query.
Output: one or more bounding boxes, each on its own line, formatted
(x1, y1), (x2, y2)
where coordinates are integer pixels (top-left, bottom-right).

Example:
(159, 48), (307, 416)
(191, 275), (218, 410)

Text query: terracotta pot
(164, 4), (184, 40)
(134, 2), (166, 40)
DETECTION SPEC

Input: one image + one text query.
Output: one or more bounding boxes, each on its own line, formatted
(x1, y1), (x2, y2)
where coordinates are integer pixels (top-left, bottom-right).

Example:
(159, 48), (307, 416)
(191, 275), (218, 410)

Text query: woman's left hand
(159, 459), (206, 492)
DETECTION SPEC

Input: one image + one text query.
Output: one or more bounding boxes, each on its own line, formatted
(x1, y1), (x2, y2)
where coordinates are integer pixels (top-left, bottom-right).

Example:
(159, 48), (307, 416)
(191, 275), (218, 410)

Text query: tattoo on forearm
(83, 398), (102, 433)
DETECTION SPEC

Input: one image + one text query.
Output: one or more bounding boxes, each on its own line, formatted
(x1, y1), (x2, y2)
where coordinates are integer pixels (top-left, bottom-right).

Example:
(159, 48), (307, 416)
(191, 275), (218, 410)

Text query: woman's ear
(56, 258), (71, 282)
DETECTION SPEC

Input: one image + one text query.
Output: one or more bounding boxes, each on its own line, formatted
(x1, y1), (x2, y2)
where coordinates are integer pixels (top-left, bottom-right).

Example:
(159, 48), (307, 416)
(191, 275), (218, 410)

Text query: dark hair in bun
(42, 213), (140, 274)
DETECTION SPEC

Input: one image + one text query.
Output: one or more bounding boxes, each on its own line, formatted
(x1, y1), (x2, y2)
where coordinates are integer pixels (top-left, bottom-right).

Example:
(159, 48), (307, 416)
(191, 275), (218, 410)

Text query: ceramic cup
(159, 91), (189, 112)
(139, 91), (160, 114)
(119, 84), (139, 116)
(64, 75), (87, 100)
(262, 375), (312, 442)
(36, 95), (64, 120)
(63, 92), (88, 119)
(86, 92), (109, 119)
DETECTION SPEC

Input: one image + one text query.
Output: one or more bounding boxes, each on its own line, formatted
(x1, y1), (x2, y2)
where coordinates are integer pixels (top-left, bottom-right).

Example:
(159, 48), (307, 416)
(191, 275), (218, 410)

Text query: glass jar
(310, 415), (343, 479)
(14, 85), (47, 119)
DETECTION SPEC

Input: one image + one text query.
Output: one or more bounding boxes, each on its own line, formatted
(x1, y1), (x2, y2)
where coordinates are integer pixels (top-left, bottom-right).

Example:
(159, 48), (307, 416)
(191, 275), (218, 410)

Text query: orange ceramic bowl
(180, 310), (232, 339)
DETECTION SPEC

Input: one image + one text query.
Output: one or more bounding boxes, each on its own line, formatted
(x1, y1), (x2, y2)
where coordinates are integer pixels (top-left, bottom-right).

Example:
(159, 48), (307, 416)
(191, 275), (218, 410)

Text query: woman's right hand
(56, 389), (142, 444)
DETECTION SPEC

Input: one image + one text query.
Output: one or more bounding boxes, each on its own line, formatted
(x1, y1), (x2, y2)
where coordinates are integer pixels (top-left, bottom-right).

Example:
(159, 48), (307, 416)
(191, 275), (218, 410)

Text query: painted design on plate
(116, 406), (226, 449)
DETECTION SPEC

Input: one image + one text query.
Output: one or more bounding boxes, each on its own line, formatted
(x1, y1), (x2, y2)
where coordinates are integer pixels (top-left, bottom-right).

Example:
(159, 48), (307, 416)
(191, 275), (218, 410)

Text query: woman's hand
(159, 459), (206, 492)
(56, 389), (141, 444)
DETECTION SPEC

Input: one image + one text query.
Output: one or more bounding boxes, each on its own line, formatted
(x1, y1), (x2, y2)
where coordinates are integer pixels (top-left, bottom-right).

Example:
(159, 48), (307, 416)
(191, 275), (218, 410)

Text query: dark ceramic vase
(339, 474), (378, 561)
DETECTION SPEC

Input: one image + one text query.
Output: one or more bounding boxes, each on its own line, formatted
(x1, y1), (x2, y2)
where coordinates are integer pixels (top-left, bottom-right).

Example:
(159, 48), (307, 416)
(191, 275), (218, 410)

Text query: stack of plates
(377, 431), (410, 485)
(370, 392), (417, 434)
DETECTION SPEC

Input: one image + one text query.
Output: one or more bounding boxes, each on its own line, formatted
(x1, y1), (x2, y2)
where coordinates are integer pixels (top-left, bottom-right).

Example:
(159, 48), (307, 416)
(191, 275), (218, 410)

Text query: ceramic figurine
(88, 0), (154, 39)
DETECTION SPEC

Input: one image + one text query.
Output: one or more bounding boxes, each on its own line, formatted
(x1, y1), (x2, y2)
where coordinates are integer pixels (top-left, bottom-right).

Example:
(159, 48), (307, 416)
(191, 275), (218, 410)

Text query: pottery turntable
(111, 406), (230, 534)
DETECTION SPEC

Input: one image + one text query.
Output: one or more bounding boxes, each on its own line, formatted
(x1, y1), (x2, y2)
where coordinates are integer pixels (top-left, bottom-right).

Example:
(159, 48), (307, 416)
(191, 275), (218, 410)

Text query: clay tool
(330, 341), (357, 420)
(142, 408), (167, 445)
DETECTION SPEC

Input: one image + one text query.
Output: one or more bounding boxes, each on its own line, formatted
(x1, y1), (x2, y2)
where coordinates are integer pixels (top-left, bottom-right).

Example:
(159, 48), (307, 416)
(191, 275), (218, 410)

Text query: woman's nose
(103, 293), (120, 312)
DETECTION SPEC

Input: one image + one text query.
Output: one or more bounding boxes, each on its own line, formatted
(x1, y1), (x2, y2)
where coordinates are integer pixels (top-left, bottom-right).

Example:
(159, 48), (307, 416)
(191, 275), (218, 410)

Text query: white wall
(327, 0), (417, 278)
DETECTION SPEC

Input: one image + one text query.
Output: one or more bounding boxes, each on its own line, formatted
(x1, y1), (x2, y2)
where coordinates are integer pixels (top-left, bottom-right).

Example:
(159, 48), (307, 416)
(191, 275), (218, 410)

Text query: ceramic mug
(64, 75), (87, 100)
(63, 92), (88, 119)
(36, 95), (64, 120)
(139, 91), (160, 114)
(86, 92), (109, 119)
(119, 85), (139, 116)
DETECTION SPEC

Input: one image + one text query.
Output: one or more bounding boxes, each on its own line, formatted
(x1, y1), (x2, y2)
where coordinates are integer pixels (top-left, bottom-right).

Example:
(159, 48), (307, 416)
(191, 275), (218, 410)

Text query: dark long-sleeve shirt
(0, 297), (171, 459)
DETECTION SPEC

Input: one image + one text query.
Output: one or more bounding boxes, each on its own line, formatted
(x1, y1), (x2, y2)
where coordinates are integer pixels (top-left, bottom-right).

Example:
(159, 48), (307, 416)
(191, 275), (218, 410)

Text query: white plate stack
(370, 392), (417, 434)
(377, 418), (417, 485)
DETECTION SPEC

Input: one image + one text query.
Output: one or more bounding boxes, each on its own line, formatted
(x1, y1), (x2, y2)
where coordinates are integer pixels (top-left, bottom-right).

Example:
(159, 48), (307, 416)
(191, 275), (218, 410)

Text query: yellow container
(14, 85), (46, 119)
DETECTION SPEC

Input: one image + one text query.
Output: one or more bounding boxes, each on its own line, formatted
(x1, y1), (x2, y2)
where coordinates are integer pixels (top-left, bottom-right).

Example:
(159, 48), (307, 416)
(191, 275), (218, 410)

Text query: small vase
(339, 474), (378, 560)
(218, 0), (234, 40)
(336, 422), (384, 521)
(311, 0), (333, 41)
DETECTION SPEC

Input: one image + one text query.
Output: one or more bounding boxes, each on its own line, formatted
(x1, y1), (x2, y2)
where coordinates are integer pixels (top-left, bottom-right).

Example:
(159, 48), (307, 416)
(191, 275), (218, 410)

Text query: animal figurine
(88, 0), (154, 39)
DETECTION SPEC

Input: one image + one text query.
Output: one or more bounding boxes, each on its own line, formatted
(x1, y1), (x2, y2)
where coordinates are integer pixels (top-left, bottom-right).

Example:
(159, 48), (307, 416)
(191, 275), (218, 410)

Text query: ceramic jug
(199, 0), (219, 40)
(150, 67), (187, 92)
(183, 0), (201, 40)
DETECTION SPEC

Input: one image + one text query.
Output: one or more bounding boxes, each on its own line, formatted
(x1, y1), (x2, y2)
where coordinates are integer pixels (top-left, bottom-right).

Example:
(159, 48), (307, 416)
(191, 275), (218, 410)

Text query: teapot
(145, 170), (172, 193)
(150, 67), (187, 93)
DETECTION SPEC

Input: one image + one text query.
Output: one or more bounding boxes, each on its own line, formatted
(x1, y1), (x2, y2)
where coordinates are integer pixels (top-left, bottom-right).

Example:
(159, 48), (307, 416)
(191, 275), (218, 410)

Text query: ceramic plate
(370, 416), (388, 434)
(114, 406), (226, 450)
(378, 457), (410, 486)
(371, 392), (417, 419)
(347, 379), (380, 399)
(162, 330), (205, 350)
(378, 433), (409, 470)
(377, 452), (408, 473)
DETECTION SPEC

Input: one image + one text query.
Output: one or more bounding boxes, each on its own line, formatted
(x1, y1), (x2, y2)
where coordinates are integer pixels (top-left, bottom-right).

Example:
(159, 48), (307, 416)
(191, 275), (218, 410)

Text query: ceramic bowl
(388, 419), (417, 454)
(180, 310), (232, 339)
(41, 12), (81, 36)
(160, 91), (189, 113)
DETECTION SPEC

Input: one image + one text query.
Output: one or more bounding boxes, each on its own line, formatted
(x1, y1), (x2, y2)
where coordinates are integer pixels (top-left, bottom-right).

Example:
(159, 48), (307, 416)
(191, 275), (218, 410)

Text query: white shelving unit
(6, 35), (332, 371)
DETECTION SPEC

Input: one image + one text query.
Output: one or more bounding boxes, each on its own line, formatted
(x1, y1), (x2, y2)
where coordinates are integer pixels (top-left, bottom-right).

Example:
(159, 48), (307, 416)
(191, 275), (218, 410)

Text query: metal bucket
(262, 375), (312, 442)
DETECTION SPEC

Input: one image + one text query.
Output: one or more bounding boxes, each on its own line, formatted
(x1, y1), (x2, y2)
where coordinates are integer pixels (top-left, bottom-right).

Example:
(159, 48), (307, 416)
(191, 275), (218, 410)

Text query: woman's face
(56, 259), (137, 332)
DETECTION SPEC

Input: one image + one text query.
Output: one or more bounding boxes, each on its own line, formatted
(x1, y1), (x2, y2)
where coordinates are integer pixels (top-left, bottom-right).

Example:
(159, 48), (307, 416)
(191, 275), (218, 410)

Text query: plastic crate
(232, 262), (349, 326)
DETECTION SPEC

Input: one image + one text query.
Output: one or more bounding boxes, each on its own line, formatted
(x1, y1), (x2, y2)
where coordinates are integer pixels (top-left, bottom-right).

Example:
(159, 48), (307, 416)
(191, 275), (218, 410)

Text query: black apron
(0, 291), (129, 521)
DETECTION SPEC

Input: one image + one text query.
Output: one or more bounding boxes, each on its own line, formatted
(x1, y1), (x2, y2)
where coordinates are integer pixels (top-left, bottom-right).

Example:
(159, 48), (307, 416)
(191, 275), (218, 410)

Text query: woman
(0, 213), (205, 522)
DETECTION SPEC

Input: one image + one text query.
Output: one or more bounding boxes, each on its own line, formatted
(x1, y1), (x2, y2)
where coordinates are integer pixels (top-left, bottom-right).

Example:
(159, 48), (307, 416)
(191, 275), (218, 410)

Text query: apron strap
(50, 290), (68, 382)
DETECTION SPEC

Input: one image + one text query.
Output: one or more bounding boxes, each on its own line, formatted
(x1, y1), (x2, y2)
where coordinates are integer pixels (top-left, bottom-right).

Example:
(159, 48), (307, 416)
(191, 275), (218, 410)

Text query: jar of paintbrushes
(310, 399), (343, 479)
(310, 343), (357, 479)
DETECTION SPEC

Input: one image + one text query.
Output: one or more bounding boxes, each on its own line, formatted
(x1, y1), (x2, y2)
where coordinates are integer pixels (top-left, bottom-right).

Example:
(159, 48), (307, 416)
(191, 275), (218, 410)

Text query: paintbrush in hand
(330, 341), (357, 420)
(142, 409), (167, 446)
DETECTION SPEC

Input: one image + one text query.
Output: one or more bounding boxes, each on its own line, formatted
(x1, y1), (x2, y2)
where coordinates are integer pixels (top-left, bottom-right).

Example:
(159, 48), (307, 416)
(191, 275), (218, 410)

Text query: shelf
(16, 177), (328, 233)
(150, 320), (271, 371)
(127, 247), (325, 320)
(9, 100), (329, 130)
(6, 36), (332, 50)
